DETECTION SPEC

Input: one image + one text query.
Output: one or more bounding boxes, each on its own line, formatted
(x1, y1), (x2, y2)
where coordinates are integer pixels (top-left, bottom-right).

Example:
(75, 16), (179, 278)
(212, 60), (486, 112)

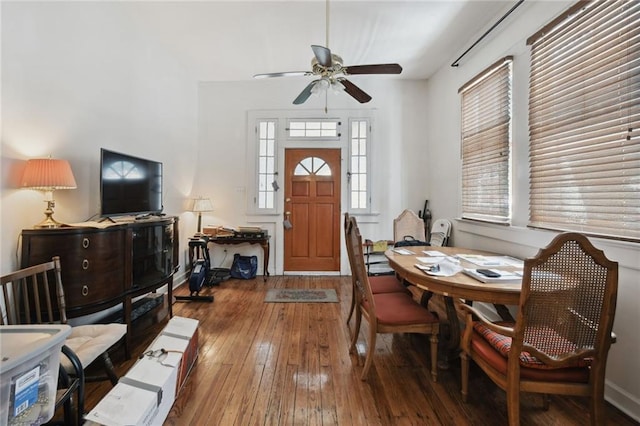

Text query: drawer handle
(82, 238), (90, 249)
(82, 259), (89, 270)
(82, 285), (89, 296)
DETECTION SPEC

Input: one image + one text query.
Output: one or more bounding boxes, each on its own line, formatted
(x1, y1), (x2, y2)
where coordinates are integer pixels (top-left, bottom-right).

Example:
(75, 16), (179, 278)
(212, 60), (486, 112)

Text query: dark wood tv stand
(21, 216), (179, 357)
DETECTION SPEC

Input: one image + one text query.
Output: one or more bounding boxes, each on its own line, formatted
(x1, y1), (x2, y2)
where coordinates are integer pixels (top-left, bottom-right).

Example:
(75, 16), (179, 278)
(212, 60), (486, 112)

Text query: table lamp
(21, 157), (77, 228)
(191, 197), (213, 234)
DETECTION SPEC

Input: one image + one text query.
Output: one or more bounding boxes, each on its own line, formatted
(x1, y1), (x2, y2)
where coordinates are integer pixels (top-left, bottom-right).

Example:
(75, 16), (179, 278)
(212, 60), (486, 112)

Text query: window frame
(348, 118), (372, 213)
(286, 118), (341, 140)
(253, 119), (278, 214)
(459, 56), (514, 224)
(527, 0), (640, 242)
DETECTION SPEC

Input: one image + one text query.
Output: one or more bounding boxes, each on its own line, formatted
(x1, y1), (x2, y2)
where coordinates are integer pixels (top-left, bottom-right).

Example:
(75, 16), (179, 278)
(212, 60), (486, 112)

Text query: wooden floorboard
(79, 275), (637, 426)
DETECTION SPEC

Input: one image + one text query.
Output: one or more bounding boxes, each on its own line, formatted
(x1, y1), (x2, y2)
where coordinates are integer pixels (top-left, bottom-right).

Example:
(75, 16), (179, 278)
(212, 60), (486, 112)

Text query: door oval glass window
(294, 157), (332, 176)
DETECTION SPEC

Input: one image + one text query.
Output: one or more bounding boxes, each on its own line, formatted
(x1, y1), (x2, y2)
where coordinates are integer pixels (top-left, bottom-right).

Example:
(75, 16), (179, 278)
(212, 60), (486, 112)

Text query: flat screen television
(100, 148), (163, 216)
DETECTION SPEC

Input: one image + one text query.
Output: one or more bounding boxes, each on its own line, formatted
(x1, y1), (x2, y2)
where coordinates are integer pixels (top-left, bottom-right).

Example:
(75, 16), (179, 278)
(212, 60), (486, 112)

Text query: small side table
(207, 235), (270, 281)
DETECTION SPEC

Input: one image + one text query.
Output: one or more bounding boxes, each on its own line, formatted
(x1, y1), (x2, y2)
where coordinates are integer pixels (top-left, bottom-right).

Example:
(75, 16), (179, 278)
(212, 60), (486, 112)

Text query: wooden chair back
(1, 256), (67, 325)
(460, 232), (619, 425)
(346, 216), (377, 326)
(393, 209), (425, 242)
(514, 232), (618, 369)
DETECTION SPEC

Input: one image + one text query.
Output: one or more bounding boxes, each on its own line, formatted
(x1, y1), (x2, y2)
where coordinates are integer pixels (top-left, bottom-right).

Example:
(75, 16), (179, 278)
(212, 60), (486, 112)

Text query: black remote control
(476, 268), (501, 278)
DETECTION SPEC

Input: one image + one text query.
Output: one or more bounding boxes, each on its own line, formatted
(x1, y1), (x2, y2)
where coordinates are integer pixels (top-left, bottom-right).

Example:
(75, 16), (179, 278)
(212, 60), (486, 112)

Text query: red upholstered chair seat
(363, 292), (438, 325)
(369, 275), (408, 294)
(471, 323), (590, 383)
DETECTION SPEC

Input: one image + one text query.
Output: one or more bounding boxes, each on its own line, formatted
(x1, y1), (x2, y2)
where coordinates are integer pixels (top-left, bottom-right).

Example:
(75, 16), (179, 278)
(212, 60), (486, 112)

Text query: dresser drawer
(22, 228), (126, 313)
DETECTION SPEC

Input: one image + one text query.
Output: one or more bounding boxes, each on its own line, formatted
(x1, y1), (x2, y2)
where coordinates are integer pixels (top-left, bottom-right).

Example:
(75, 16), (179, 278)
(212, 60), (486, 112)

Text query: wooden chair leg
(542, 394), (550, 410)
(349, 307), (362, 355)
(590, 379), (606, 426)
(101, 352), (119, 385)
(429, 333), (438, 382)
(460, 352), (469, 402)
(506, 386), (521, 426)
(360, 326), (377, 380)
(346, 284), (356, 325)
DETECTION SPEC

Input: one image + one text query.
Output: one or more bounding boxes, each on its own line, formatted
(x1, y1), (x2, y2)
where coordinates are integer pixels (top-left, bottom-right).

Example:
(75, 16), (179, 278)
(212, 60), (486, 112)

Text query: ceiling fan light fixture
(330, 79), (344, 94)
(311, 78), (330, 95)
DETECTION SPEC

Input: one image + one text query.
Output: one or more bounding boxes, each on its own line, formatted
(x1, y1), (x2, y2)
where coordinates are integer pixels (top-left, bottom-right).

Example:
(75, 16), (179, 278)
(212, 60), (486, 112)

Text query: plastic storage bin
(0, 325), (72, 426)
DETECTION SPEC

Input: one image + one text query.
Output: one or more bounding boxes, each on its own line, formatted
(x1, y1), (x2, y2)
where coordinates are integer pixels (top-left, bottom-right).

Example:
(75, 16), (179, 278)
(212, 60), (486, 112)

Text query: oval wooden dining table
(385, 246), (523, 368)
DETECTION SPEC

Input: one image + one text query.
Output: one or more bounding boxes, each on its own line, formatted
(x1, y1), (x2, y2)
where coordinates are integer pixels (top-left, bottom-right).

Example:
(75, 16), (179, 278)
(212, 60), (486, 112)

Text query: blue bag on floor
(230, 254), (258, 279)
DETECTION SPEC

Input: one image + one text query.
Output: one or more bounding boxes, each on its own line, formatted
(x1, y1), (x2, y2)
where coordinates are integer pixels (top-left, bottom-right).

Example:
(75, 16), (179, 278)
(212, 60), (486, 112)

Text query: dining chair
(1, 256), (127, 421)
(347, 216), (439, 381)
(393, 209), (426, 242)
(459, 232), (618, 426)
(344, 213), (408, 325)
(429, 219), (451, 247)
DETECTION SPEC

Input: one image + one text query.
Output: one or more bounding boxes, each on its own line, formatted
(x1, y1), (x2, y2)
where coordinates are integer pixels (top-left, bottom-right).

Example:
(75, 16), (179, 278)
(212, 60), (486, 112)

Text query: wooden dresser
(21, 216), (179, 356)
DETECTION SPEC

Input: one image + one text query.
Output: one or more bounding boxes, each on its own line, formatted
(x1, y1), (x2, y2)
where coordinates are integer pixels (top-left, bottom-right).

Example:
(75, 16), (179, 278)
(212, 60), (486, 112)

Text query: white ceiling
(117, 0), (514, 82)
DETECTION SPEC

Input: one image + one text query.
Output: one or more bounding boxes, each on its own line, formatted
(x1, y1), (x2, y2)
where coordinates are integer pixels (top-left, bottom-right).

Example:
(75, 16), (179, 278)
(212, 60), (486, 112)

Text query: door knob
(285, 198), (291, 202)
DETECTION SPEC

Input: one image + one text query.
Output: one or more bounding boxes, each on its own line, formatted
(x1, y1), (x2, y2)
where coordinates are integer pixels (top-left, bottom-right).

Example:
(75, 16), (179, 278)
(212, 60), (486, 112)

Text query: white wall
(418, 1), (640, 420)
(1, 2), (427, 277)
(1, 2), (199, 281)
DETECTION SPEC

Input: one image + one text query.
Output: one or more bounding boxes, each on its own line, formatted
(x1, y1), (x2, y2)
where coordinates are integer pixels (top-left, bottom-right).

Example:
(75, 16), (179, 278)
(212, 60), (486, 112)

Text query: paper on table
(456, 254), (522, 267)
(422, 250), (447, 257)
(462, 268), (522, 284)
(392, 248), (414, 255)
(415, 258), (462, 276)
(416, 256), (445, 264)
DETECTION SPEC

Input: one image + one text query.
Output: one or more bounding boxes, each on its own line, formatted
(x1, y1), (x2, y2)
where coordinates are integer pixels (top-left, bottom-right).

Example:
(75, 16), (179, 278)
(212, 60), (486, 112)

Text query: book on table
(462, 268), (522, 284)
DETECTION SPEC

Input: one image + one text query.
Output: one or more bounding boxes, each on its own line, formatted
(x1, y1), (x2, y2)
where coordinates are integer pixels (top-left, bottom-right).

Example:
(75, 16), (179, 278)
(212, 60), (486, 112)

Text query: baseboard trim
(605, 380), (640, 422)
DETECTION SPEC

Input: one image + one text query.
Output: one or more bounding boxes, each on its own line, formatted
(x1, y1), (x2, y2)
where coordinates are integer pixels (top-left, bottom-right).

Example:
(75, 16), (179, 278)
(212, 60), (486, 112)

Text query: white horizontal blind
(460, 57), (513, 223)
(528, 1), (640, 241)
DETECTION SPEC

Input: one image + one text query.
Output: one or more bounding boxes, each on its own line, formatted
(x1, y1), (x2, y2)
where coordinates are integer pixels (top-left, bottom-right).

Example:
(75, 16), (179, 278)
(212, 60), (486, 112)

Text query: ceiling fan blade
(344, 63), (403, 75)
(293, 80), (319, 105)
(254, 71), (312, 79)
(340, 79), (372, 103)
(311, 45), (333, 68)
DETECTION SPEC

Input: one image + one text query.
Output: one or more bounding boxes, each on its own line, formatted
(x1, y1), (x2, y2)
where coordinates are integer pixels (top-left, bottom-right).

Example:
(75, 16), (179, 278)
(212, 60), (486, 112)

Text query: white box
(153, 316), (199, 395)
(85, 316), (198, 426)
(84, 381), (159, 426)
(0, 324), (72, 426)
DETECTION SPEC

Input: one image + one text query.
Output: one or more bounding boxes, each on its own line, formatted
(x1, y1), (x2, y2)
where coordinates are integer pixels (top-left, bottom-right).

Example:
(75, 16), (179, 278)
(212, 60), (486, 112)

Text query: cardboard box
(159, 316), (199, 394)
(83, 381), (159, 426)
(85, 316), (199, 426)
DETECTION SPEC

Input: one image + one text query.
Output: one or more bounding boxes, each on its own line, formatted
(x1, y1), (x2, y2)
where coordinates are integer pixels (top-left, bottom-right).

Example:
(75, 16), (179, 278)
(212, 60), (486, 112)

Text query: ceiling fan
(253, 0), (402, 106)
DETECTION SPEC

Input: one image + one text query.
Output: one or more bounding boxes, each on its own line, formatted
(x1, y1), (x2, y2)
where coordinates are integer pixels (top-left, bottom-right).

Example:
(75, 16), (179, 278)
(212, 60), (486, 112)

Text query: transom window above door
(294, 157), (332, 176)
(287, 119), (341, 139)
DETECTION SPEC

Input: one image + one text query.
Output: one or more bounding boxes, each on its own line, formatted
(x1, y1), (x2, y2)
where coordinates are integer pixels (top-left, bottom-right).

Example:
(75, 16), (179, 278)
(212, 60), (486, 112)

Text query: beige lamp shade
(191, 197), (213, 234)
(21, 158), (77, 228)
(21, 158), (77, 190)
(192, 197), (214, 213)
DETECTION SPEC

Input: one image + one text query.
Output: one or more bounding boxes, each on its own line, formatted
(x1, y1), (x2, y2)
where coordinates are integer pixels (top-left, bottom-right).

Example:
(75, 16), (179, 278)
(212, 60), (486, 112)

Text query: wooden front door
(284, 148), (341, 271)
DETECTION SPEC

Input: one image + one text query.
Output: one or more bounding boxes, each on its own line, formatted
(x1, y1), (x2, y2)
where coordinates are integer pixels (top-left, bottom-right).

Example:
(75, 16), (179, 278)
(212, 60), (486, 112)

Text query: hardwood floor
(83, 276), (637, 425)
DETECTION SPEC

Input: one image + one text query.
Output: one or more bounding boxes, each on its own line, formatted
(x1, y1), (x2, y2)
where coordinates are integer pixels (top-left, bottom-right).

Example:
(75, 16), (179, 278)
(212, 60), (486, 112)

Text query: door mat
(264, 288), (338, 303)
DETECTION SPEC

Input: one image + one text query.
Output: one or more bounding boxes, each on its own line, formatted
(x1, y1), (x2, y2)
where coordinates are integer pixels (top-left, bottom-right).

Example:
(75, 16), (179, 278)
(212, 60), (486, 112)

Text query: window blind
(528, 0), (640, 241)
(460, 57), (513, 223)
